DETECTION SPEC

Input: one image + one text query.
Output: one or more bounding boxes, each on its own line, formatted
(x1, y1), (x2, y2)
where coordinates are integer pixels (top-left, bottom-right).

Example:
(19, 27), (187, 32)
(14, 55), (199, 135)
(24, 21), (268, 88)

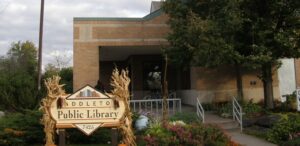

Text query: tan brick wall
(74, 27), (79, 39)
(92, 26), (169, 39)
(73, 42), (99, 90)
(190, 66), (280, 102)
(73, 13), (170, 90)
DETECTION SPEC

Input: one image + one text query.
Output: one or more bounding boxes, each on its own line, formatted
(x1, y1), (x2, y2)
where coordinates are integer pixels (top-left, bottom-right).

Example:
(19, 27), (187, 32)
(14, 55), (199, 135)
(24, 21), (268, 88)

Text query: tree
(163, 0), (300, 109)
(43, 64), (73, 94)
(58, 67), (73, 93)
(239, 0), (300, 109)
(0, 41), (40, 112)
(163, 0), (246, 100)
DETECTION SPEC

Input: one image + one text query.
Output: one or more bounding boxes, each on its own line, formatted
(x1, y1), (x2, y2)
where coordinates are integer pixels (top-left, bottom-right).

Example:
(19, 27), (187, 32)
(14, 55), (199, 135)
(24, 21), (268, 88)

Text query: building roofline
(73, 8), (163, 21)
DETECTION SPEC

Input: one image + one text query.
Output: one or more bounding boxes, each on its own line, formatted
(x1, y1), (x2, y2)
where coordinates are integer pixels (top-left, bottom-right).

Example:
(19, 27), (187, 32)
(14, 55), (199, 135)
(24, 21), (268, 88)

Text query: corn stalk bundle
(110, 68), (136, 146)
(40, 76), (66, 146)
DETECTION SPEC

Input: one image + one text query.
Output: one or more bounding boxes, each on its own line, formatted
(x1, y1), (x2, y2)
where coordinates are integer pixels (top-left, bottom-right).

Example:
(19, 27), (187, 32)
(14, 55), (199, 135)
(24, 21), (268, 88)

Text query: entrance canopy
(100, 45), (162, 61)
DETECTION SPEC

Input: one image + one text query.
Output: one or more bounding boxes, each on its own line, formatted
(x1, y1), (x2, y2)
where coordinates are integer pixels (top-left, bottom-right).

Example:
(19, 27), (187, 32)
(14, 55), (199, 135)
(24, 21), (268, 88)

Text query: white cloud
(0, 0), (157, 67)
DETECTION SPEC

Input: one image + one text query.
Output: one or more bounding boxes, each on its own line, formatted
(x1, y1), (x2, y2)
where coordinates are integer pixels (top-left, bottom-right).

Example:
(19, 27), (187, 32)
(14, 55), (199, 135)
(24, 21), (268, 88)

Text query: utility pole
(38, 0), (45, 90)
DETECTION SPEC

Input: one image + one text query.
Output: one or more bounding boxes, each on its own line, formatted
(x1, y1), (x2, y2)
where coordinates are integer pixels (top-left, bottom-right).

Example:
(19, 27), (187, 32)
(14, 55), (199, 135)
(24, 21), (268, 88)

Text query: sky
(0, 0), (156, 68)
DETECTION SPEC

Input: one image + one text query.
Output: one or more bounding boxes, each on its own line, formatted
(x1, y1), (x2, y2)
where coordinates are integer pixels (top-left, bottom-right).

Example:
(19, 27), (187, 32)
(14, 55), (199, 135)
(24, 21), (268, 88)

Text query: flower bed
(143, 121), (239, 146)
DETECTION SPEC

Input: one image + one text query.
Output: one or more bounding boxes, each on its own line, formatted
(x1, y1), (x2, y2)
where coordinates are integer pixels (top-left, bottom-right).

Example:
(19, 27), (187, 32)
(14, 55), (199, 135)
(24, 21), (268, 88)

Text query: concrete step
(204, 112), (240, 130)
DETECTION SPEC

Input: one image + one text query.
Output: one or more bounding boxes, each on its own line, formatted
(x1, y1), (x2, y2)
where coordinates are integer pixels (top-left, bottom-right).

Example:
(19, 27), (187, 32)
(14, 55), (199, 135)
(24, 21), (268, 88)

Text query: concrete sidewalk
(205, 112), (277, 146)
(227, 129), (277, 146)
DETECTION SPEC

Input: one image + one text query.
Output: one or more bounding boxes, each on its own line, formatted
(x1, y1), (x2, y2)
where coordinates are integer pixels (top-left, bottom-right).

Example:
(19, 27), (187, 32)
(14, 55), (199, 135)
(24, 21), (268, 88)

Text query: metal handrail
(232, 97), (243, 132)
(196, 97), (205, 123)
(129, 98), (181, 114)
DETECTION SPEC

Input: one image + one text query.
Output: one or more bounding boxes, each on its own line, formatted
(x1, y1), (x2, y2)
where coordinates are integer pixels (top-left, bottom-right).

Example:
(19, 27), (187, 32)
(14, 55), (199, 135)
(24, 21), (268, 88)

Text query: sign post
(58, 129), (65, 146)
(111, 128), (118, 146)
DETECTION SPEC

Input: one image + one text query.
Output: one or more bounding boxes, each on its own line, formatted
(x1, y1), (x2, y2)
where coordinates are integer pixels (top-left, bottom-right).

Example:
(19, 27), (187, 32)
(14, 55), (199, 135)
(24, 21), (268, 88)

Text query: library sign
(49, 85), (125, 135)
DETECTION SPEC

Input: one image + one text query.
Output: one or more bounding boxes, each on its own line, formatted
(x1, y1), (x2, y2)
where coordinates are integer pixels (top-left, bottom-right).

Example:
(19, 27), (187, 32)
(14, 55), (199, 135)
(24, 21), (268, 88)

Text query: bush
(281, 137), (300, 146)
(169, 112), (198, 124)
(66, 128), (111, 144)
(0, 110), (44, 145)
(275, 92), (297, 112)
(144, 121), (231, 146)
(144, 122), (177, 146)
(215, 102), (232, 118)
(267, 113), (300, 144)
(243, 99), (264, 117)
(202, 103), (214, 111)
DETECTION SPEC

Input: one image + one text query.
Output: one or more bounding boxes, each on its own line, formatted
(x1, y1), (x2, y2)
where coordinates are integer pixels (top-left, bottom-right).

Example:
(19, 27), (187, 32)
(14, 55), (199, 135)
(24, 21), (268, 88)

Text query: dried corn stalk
(40, 76), (66, 146)
(110, 68), (136, 146)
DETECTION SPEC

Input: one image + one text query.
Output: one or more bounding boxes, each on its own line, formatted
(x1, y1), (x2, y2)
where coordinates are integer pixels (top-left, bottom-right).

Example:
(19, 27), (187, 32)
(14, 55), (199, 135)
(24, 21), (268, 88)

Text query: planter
(118, 144), (126, 146)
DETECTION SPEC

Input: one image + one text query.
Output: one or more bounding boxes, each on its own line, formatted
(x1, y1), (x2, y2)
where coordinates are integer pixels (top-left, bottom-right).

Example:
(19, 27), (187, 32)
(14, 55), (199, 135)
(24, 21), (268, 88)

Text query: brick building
(73, 2), (300, 105)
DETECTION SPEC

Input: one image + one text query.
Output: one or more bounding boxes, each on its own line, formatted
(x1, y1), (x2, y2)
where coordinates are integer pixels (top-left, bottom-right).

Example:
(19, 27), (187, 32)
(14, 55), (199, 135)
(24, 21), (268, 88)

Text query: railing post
(240, 107), (243, 132)
(179, 99), (182, 113)
(203, 109), (205, 123)
(232, 97), (243, 132)
(232, 99), (235, 121)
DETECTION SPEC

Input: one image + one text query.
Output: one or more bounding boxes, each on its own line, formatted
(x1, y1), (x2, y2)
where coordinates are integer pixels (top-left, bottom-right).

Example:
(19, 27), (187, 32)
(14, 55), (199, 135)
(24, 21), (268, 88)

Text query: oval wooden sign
(49, 85), (125, 135)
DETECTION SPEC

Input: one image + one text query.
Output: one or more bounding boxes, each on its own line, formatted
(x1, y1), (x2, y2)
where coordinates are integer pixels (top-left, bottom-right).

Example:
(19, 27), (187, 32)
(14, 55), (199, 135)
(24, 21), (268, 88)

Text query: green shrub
(0, 110), (44, 145)
(202, 103), (214, 111)
(281, 137), (300, 146)
(66, 128), (111, 144)
(169, 112), (198, 124)
(243, 99), (264, 117)
(144, 121), (230, 146)
(215, 102), (232, 118)
(0, 110), (113, 145)
(267, 113), (300, 144)
(200, 124), (230, 146)
(276, 92), (297, 112)
(0, 129), (24, 146)
(144, 122), (177, 146)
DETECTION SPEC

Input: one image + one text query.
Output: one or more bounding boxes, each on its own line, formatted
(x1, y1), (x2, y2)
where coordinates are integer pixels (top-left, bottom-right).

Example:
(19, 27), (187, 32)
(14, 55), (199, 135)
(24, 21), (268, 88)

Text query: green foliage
(277, 92), (297, 112)
(66, 128), (111, 144)
(144, 122), (230, 146)
(144, 122), (176, 146)
(0, 110), (44, 145)
(267, 113), (300, 144)
(0, 41), (41, 112)
(243, 99), (264, 117)
(202, 103), (214, 111)
(59, 67), (73, 93)
(281, 137), (300, 146)
(163, 0), (300, 109)
(215, 102), (233, 118)
(163, 0), (244, 67)
(169, 112), (198, 124)
(0, 130), (24, 146)
(43, 65), (73, 94)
